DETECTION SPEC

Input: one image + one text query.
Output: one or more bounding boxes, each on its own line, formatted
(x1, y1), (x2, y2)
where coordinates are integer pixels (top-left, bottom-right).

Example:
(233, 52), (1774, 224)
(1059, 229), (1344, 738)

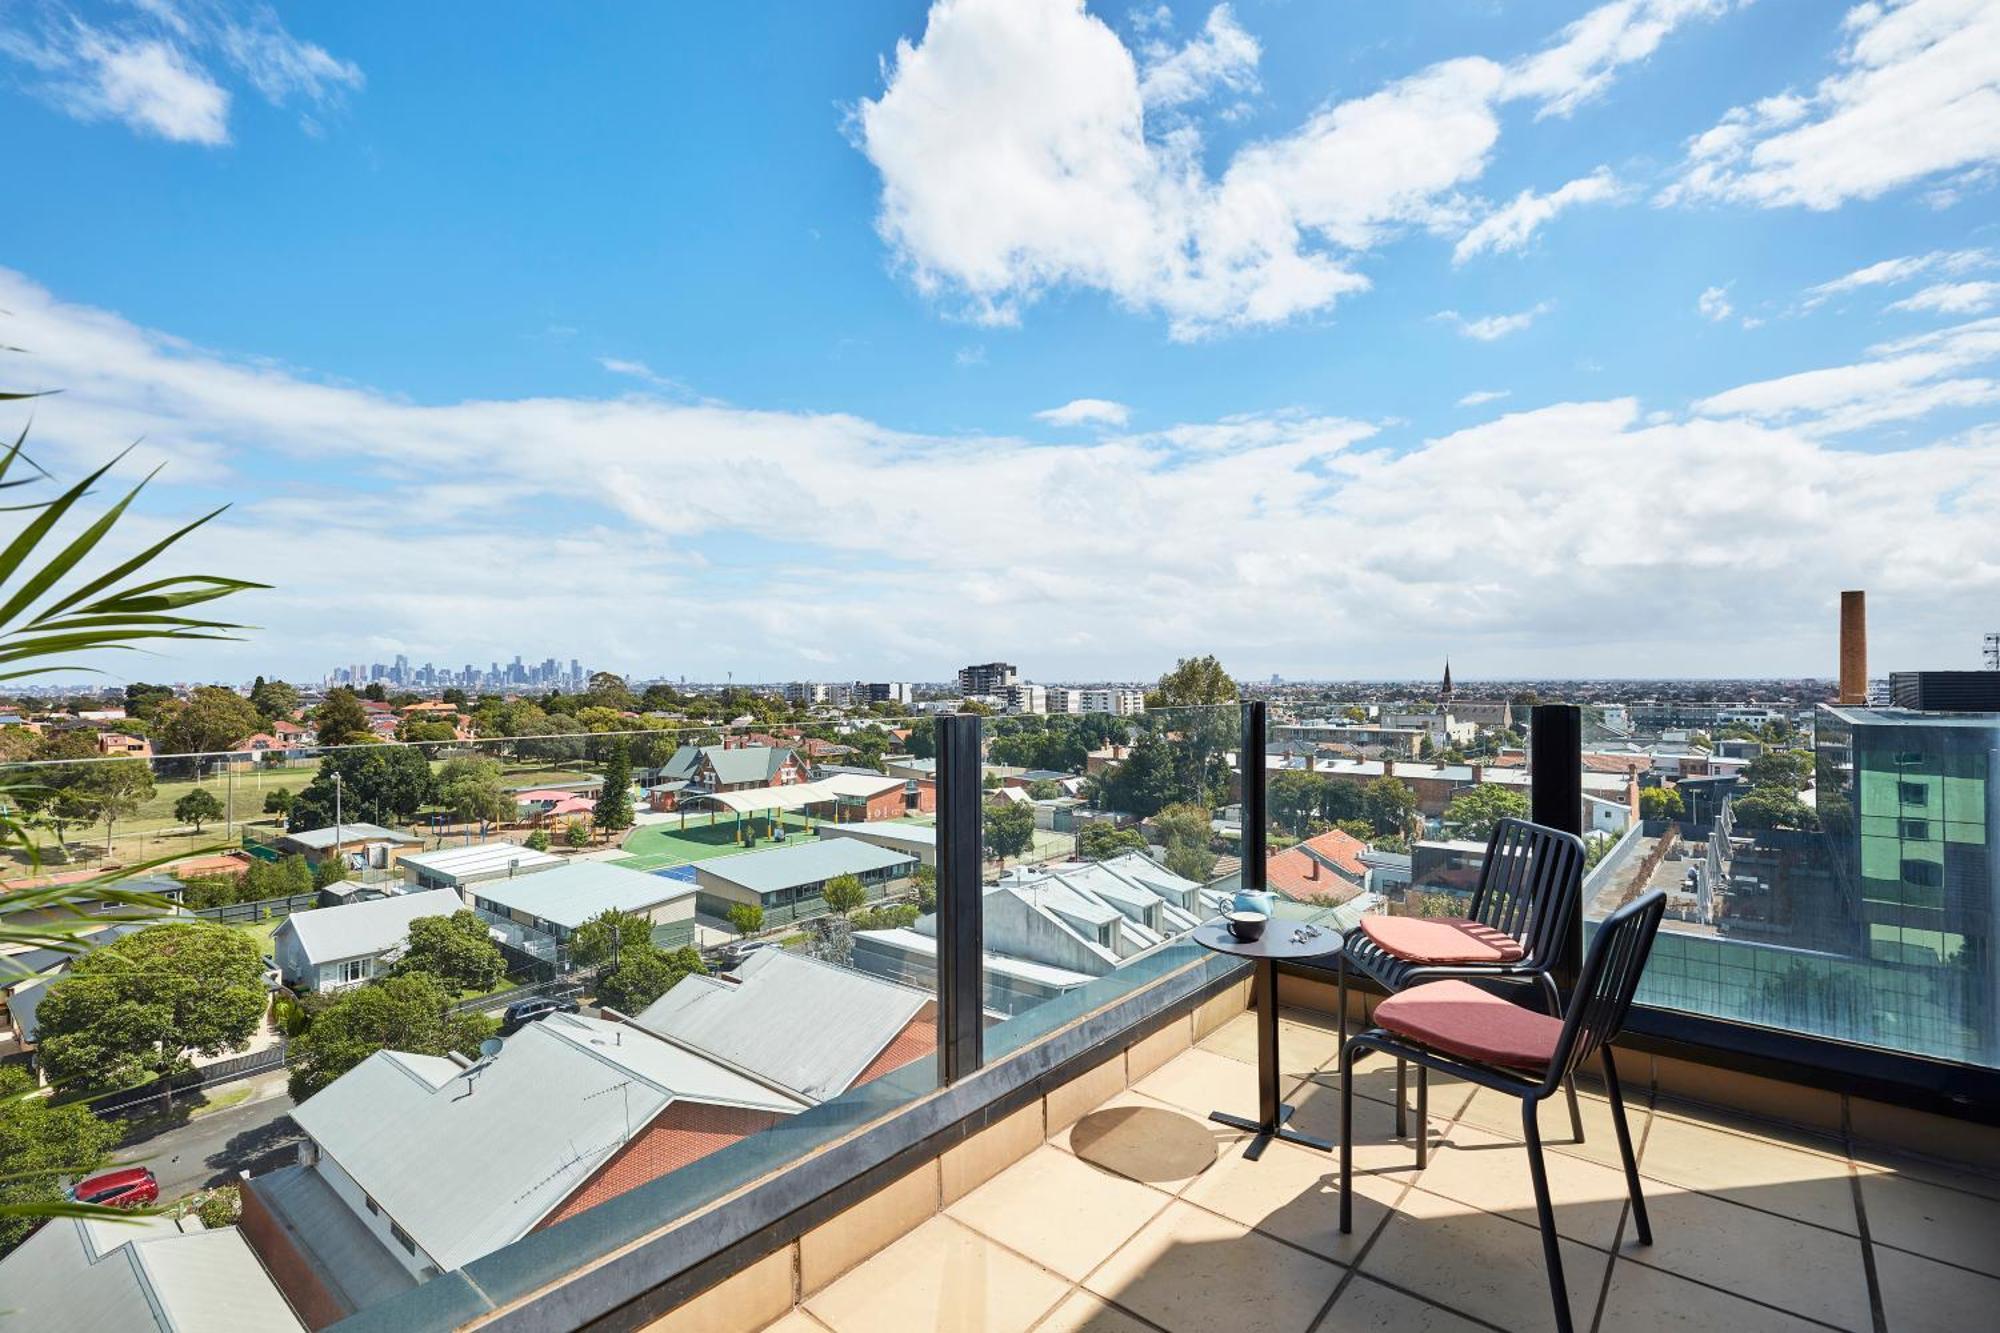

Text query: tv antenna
(1986, 632), (1999, 671)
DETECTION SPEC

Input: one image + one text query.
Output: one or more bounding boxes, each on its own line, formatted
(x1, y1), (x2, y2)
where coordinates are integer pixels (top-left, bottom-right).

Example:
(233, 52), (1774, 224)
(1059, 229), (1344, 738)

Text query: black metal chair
(1336, 816), (1587, 1145)
(1339, 889), (1668, 1333)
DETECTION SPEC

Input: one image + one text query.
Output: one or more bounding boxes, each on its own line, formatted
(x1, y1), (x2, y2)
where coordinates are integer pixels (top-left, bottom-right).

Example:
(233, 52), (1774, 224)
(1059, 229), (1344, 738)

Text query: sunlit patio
(706, 1004), (2000, 1333)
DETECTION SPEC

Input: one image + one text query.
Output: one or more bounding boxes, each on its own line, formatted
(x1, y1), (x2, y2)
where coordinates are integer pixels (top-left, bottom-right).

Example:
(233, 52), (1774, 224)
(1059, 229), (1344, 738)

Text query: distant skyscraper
(958, 662), (1018, 696)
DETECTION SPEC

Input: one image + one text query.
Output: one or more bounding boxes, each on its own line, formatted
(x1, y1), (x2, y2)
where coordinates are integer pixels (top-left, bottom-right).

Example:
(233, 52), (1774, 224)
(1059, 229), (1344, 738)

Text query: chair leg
(1537, 971), (1586, 1145)
(1415, 1065), (1429, 1169)
(1394, 1058), (1407, 1139)
(1523, 1100), (1575, 1333)
(1603, 1049), (1651, 1245)
(1339, 1042), (1357, 1234)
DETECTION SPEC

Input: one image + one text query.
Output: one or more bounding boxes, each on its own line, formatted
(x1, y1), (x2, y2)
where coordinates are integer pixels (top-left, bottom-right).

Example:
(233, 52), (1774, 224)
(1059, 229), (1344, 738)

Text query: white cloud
(0, 1), (359, 144)
(597, 357), (700, 398)
(1694, 314), (2000, 433)
(1436, 302), (1554, 341)
(1804, 247), (1994, 306)
(1136, 4), (1259, 110)
(1697, 285), (1734, 321)
(1453, 167), (1620, 263)
(1034, 397), (1131, 427)
(1503, 0), (1738, 118)
(857, 0), (1727, 338)
(1457, 389), (1511, 406)
(3, 268), (1994, 680)
(1665, 0), (2000, 210)
(1888, 280), (2000, 314)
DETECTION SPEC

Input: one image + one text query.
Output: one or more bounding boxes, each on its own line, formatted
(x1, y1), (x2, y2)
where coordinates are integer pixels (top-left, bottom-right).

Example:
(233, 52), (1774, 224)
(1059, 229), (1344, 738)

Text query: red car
(68, 1166), (158, 1209)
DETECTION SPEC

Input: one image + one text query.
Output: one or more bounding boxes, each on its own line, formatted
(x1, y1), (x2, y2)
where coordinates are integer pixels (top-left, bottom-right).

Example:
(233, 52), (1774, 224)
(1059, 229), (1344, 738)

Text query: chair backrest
(1541, 890), (1667, 1090)
(1468, 817), (1586, 968)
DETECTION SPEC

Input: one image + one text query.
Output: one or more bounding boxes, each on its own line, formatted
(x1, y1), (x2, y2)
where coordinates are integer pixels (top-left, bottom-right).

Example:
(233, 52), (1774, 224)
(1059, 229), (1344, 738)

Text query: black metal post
(935, 713), (984, 1084)
(1530, 703), (1584, 989)
(1242, 700), (1267, 894)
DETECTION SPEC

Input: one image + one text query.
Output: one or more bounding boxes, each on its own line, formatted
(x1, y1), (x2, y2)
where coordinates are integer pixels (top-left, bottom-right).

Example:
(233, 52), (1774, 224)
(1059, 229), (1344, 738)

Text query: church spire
(1440, 658), (1454, 703)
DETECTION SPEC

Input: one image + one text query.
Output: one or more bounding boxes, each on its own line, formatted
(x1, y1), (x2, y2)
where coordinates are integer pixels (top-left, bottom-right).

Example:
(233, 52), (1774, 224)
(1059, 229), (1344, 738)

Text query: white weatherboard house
(272, 889), (464, 991)
(467, 860), (697, 945)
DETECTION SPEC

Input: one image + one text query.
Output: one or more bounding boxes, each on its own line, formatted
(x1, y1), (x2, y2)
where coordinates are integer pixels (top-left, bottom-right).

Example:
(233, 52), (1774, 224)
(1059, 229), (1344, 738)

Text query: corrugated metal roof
(694, 839), (913, 895)
(0, 1212), (304, 1333)
(397, 841), (564, 882)
(248, 1164), (417, 1313)
(280, 822), (421, 850)
(851, 927), (1097, 987)
(274, 890), (463, 967)
(291, 1012), (801, 1272)
(633, 950), (926, 1102)
(470, 860), (694, 932)
(817, 822), (937, 849)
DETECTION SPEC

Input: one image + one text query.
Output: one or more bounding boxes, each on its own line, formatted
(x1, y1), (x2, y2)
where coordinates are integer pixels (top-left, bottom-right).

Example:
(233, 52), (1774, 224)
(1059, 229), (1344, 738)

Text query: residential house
(248, 1012), (808, 1320)
(468, 859), (698, 954)
(95, 731), (152, 757)
(1265, 826), (1371, 902)
(0, 1212), (303, 1333)
(633, 949), (935, 1102)
(271, 889), (464, 991)
(659, 743), (808, 796)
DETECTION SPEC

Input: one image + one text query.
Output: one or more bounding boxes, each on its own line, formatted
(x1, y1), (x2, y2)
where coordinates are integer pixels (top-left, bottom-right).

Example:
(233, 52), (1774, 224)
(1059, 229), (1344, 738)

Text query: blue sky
(2, 0), (1997, 685)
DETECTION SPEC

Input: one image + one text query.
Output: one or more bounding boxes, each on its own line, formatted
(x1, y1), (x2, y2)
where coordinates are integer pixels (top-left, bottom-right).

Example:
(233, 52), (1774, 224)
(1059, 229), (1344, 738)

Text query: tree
(598, 945), (706, 1013)
(263, 786), (294, 817)
(594, 739), (635, 834)
(249, 677), (300, 722)
(524, 827), (552, 852)
(1732, 787), (1820, 832)
(1078, 823), (1148, 861)
(728, 902), (766, 937)
(1363, 777), (1422, 839)
(912, 863), (937, 912)
(1743, 749), (1814, 791)
(804, 914), (854, 967)
(434, 754), (513, 825)
(160, 685), (261, 756)
(1095, 732), (1176, 817)
(564, 817), (591, 848)
(1443, 785), (1528, 840)
(18, 728), (106, 859)
(174, 787), (225, 833)
(313, 687), (371, 747)
(313, 853), (349, 889)
(362, 682), (387, 702)
(70, 757), (154, 855)
(289, 745), (435, 831)
(391, 910), (505, 994)
(1153, 801), (1216, 882)
(984, 800), (1037, 867)
(569, 907), (655, 970)
(1269, 770), (1330, 836)
(398, 718), (456, 743)
(1153, 655), (1238, 707)
(36, 923), (266, 1102)
(823, 872), (869, 916)
(1638, 787), (1684, 821)
(287, 973), (496, 1101)
(0, 1067), (121, 1254)
(245, 853), (313, 900)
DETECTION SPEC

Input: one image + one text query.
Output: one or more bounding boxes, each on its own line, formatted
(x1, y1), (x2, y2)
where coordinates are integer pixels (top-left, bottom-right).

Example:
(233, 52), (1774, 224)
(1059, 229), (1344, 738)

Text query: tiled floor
(784, 1008), (2000, 1333)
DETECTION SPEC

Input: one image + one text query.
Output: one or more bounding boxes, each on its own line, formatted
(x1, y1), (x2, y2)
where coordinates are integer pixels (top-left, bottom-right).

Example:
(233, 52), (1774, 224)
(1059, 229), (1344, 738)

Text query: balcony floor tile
(1081, 1199), (1344, 1333)
(802, 1215), (1070, 1333)
(946, 1145), (1173, 1282)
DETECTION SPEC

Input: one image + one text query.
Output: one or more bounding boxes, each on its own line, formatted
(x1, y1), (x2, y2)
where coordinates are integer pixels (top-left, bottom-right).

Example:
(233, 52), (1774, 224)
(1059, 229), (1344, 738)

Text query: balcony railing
(3, 700), (1994, 1330)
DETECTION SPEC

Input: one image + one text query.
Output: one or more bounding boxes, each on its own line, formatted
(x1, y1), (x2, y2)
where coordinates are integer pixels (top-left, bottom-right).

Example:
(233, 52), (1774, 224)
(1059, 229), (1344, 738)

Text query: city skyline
(3, 1), (1996, 683)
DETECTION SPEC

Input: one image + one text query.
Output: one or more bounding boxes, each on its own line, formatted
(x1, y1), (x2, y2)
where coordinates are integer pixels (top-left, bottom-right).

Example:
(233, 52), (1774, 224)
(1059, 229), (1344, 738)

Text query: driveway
(109, 1070), (302, 1200)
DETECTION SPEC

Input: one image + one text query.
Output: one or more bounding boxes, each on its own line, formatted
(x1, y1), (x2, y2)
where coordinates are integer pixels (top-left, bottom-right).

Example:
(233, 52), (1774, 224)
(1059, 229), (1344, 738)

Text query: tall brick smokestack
(1840, 591), (1867, 705)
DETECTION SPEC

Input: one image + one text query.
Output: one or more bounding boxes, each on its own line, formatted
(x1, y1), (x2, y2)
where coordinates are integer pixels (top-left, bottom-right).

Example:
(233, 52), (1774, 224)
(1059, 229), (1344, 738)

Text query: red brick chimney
(1306, 855), (1319, 882)
(1470, 762), (1484, 783)
(1382, 758), (1396, 779)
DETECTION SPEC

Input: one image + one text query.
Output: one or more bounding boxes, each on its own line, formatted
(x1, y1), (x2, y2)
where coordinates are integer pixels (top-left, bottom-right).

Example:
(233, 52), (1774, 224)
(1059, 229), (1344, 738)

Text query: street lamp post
(333, 772), (344, 882)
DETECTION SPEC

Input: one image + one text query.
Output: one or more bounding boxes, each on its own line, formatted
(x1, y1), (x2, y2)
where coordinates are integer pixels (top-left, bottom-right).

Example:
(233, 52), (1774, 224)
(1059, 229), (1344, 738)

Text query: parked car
(68, 1166), (158, 1209)
(502, 995), (579, 1032)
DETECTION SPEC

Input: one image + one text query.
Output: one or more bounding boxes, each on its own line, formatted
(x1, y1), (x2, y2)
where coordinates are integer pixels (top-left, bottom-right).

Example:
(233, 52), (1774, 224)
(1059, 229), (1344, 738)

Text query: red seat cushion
(1359, 915), (1526, 965)
(1374, 980), (1563, 1068)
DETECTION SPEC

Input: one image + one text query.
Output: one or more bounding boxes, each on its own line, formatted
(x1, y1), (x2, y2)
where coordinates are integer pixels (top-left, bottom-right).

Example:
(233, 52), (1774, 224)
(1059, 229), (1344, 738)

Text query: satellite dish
(479, 1038), (504, 1059)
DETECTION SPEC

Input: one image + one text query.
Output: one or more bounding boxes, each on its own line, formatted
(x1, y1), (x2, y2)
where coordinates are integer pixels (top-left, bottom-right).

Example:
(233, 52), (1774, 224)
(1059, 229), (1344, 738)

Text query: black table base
(1205, 950), (1334, 1160)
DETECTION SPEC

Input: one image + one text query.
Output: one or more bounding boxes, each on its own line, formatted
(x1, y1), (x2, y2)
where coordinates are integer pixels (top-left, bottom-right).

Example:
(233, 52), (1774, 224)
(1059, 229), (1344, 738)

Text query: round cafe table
(1191, 916), (1344, 1160)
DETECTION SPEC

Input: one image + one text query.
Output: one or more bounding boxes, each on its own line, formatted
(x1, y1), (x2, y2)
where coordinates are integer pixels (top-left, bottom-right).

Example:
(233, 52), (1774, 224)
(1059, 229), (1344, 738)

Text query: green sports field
(612, 811), (819, 872)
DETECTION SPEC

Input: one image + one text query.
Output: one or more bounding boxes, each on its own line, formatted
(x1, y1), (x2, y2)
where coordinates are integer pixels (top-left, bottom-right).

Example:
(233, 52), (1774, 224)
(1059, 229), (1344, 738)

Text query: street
(109, 1070), (302, 1200)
